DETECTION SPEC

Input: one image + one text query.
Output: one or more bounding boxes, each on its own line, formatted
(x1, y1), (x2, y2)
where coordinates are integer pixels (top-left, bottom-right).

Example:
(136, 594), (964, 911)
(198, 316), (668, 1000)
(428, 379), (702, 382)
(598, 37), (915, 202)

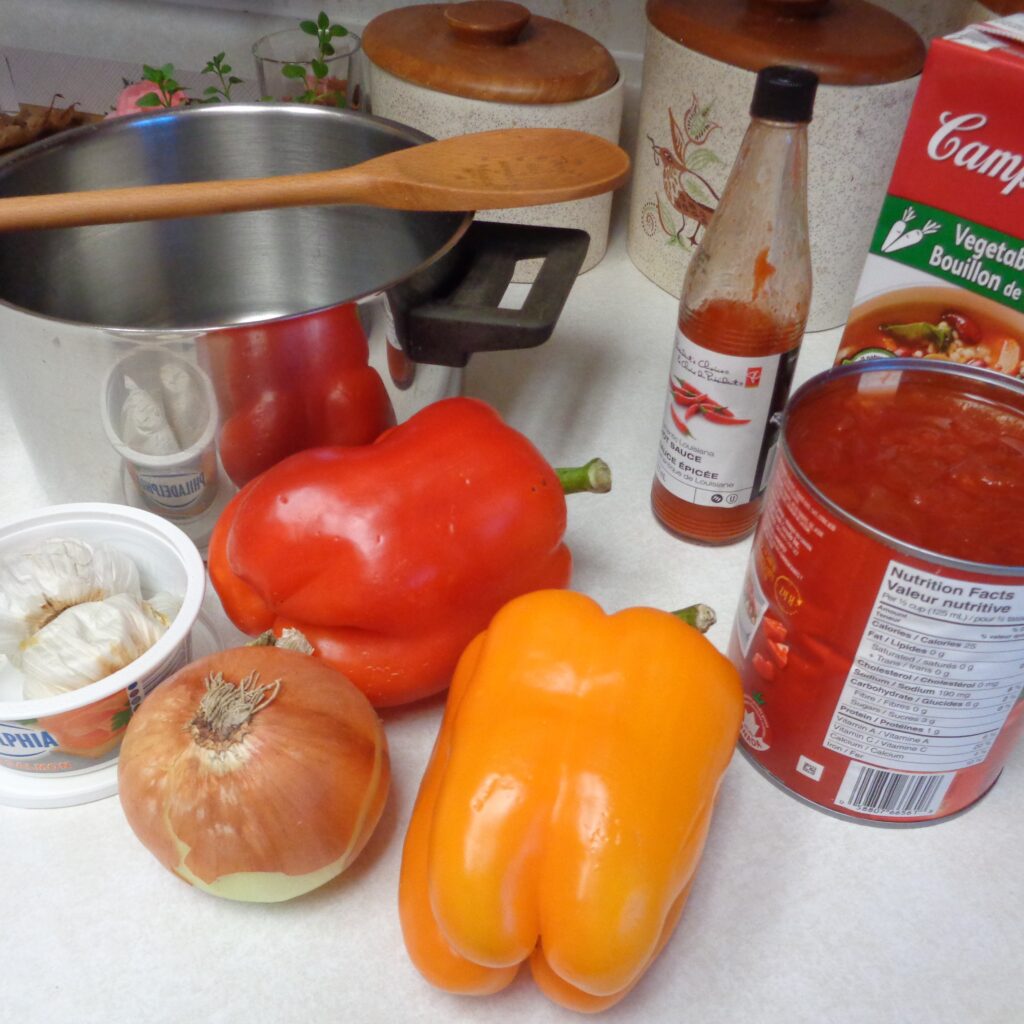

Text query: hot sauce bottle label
(655, 329), (798, 507)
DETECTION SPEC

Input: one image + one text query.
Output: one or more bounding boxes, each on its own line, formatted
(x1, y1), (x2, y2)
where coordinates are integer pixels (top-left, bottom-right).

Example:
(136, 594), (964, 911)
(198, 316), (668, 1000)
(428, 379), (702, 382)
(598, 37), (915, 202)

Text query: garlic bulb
(121, 375), (180, 455)
(0, 537), (141, 657)
(21, 592), (170, 699)
(159, 362), (207, 449)
(146, 591), (184, 628)
(0, 536), (183, 701)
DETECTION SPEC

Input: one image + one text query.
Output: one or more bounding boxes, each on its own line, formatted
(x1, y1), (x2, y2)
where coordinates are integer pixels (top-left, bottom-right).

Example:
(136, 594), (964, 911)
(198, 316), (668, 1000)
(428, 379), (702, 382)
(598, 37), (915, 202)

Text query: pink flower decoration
(108, 80), (188, 118)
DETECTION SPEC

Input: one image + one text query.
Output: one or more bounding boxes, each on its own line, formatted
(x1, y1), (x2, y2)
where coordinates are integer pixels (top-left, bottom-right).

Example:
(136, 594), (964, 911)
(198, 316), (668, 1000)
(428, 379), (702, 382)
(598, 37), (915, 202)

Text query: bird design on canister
(642, 94), (724, 249)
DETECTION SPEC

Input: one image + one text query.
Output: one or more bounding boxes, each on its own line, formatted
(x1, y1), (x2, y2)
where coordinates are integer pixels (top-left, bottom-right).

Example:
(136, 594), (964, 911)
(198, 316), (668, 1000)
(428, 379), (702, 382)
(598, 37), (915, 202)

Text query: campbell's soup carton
(836, 17), (1024, 378)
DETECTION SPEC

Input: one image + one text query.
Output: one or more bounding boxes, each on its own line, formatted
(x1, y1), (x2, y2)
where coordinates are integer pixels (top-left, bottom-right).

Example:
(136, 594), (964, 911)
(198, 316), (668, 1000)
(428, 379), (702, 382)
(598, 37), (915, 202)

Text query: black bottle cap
(750, 65), (818, 123)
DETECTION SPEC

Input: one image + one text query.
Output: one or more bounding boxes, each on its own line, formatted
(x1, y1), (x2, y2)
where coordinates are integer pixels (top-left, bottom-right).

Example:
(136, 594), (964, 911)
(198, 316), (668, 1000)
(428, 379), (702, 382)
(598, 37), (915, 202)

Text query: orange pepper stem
(672, 603), (716, 634)
(555, 459), (612, 495)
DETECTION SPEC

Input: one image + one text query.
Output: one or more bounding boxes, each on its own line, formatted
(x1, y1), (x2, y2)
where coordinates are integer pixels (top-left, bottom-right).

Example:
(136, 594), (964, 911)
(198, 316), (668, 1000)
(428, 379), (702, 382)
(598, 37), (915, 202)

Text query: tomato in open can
(729, 359), (1024, 825)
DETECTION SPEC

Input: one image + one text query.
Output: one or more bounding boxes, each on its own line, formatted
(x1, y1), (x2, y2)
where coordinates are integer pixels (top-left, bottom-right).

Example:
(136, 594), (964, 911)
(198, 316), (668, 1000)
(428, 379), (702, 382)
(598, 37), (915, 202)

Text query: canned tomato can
(729, 359), (1024, 825)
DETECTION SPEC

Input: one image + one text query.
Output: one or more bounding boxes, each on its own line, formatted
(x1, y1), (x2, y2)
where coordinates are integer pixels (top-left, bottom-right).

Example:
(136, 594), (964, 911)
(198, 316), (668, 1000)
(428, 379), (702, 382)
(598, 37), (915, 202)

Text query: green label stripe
(870, 195), (1024, 313)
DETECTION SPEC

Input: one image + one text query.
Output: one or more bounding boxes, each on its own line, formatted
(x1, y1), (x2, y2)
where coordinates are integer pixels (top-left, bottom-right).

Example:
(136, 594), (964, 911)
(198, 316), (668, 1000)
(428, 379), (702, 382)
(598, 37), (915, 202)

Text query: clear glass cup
(252, 28), (363, 109)
(0, 54), (20, 115)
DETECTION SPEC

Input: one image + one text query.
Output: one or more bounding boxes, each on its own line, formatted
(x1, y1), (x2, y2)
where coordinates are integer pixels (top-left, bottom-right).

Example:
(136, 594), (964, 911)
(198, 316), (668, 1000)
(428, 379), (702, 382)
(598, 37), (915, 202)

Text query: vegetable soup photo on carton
(835, 17), (1024, 381)
(838, 285), (1024, 375)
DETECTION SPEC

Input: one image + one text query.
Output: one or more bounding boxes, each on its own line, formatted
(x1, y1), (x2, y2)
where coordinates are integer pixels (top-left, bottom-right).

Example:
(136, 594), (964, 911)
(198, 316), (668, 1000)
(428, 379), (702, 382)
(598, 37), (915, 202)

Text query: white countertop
(0, 200), (1021, 1024)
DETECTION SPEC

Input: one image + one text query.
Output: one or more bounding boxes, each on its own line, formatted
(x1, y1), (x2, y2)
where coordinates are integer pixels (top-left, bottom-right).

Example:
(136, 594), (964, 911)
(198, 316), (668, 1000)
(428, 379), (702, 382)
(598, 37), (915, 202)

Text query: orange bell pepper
(398, 589), (743, 1013)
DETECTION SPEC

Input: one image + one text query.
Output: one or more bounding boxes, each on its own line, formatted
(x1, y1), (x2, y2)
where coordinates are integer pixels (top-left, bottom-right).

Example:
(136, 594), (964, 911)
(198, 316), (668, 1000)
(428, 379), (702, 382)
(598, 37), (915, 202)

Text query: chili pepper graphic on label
(670, 378), (751, 426)
(670, 406), (693, 436)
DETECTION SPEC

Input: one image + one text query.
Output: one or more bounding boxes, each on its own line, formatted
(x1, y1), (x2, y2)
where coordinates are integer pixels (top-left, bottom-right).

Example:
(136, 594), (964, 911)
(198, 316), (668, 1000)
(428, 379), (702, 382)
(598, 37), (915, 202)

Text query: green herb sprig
(200, 52), (243, 103)
(134, 64), (184, 108)
(281, 10), (349, 106)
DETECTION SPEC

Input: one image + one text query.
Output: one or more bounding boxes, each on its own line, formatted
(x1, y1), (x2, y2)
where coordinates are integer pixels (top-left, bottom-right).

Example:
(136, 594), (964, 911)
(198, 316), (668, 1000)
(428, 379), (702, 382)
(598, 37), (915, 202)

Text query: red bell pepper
(208, 397), (610, 707)
(204, 304), (396, 486)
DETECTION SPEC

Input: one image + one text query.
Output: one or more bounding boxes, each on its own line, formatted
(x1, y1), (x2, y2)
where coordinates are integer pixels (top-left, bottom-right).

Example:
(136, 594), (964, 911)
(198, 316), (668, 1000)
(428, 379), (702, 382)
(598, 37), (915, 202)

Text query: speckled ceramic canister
(964, 0), (1024, 27)
(627, 2), (924, 331)
(367, 65), (623, 277)
(363, 2), (624, 281)
(874, 0), (978, 39)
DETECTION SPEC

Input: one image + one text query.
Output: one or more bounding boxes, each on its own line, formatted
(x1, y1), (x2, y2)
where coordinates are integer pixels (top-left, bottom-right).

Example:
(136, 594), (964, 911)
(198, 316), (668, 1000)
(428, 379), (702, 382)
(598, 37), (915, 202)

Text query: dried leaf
(0, 100), (96, 153)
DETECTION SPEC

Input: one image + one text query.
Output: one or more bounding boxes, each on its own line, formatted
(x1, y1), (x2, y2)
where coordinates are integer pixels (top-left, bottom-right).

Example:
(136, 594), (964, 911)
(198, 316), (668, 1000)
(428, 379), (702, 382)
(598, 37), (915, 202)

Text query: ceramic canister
(874, 0), (1024, 42)
(627, 0), (925, 331)
(965, 0), (1024, 27)
(363, 1), (624, 280)
(874, 0), (978, 40)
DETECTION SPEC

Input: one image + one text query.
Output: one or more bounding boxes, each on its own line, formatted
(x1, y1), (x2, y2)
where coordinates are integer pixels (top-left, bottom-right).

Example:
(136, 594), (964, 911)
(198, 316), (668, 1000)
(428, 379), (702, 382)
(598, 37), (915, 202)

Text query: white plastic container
(0, 503), (206, 808)
(101, 351), (220, 521)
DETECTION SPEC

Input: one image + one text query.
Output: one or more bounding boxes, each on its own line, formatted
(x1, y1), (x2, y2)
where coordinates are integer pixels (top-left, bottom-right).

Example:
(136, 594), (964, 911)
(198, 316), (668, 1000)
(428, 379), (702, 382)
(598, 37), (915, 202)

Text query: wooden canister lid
(362, 1), (619, 104)
(646, 0), (925, 85)
(978, 0), (1024, 14)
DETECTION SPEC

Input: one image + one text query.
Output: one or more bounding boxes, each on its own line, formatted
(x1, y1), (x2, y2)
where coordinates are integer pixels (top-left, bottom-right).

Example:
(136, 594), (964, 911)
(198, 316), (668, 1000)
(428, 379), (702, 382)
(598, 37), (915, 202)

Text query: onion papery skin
(117, 647), (390, 902)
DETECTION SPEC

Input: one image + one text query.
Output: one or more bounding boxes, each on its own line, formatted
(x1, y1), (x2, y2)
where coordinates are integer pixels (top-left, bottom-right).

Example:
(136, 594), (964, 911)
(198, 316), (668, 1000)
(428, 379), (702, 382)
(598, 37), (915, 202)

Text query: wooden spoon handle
(0, 170), (370, 232)
(0, 127), (631, 232)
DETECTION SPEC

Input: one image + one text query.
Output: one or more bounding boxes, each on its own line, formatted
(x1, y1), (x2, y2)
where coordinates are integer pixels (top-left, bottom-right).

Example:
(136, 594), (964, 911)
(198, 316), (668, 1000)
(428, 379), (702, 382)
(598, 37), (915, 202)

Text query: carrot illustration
(881, 206), (916, 252)
(882, 218), (940, 253)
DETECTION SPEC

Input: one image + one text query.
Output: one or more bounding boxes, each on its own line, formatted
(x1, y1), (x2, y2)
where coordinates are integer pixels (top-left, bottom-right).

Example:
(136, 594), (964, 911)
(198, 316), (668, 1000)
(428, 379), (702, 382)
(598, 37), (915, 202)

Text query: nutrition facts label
(823, 561), (1024, 773)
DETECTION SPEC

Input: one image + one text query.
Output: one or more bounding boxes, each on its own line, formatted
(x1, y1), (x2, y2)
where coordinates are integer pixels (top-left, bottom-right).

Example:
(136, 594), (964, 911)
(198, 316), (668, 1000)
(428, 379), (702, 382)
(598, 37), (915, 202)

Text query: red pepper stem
(672, 603), (717, 634)
(247, 627), (314, 654)
(555, 459), (612, 495)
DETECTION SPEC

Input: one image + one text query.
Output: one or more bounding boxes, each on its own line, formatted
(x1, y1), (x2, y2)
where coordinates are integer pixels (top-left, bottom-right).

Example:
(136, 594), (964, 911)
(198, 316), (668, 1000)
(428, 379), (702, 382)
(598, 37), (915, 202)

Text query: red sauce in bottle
(652, 297), (803, 543)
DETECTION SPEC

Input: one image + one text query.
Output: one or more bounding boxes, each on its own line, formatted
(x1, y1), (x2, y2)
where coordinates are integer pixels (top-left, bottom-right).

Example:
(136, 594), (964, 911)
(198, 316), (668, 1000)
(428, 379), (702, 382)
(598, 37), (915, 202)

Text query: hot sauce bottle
(652, 66), (817, 544)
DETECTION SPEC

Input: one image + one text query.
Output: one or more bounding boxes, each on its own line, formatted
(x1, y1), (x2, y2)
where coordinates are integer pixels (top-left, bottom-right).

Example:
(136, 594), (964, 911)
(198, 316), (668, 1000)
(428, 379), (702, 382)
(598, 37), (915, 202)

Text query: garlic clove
(21, 592), (170, 699)
(0, 537), (141, 658)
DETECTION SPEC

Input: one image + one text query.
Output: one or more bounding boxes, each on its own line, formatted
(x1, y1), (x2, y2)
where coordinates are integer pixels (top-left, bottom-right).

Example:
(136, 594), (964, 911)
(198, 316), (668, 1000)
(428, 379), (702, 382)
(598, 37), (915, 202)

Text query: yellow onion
(117, 644), (390, 902)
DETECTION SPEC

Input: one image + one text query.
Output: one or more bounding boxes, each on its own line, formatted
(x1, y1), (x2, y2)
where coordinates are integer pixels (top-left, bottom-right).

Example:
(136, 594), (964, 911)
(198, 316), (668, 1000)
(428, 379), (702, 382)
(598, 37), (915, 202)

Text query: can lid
(750, 66), (818, 122)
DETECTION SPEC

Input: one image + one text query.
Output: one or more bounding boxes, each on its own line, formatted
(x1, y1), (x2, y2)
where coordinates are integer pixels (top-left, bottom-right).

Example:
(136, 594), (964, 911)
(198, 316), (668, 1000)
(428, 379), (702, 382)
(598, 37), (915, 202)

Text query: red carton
(836, 18), (1024, 377)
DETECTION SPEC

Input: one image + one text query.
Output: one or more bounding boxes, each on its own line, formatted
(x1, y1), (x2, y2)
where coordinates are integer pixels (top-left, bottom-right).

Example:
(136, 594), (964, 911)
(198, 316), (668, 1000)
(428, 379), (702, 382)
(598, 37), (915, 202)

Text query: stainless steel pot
(0, 104), (587, 546)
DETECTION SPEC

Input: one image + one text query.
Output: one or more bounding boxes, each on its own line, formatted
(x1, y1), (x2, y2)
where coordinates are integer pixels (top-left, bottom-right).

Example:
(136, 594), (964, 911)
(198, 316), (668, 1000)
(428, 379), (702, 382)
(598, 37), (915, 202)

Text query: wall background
(4, 1), (980, 118)
(3, 0), (649, 103)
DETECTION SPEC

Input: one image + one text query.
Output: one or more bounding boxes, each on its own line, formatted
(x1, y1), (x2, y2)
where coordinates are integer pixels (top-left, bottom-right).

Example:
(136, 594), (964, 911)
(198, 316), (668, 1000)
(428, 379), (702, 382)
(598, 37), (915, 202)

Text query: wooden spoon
(0, 127), (630, 232)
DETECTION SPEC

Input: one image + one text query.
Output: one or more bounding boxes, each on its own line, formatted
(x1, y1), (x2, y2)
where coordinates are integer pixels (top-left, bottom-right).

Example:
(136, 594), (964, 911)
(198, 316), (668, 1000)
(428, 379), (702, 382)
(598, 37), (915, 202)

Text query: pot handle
(402, 221), (589, 368)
